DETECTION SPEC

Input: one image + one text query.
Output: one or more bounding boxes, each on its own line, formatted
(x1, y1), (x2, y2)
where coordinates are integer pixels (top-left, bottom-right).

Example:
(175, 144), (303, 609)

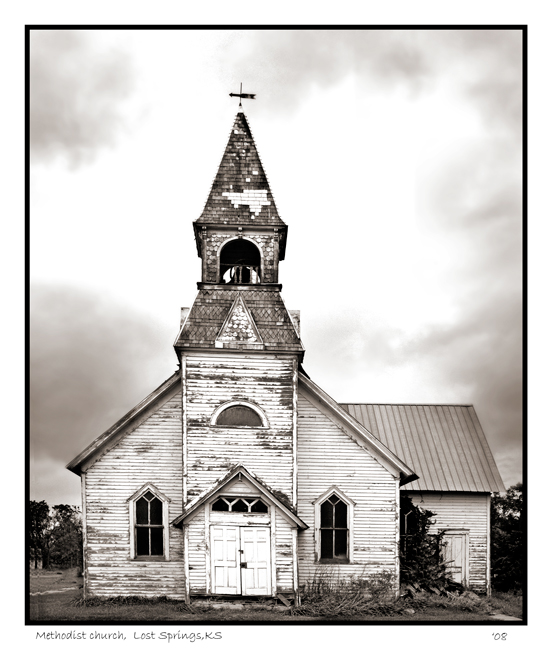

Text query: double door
(210, 525), (271, 596)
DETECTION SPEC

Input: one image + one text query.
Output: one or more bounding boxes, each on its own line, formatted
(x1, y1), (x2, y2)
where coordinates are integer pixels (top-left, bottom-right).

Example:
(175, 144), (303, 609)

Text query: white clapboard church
(67, 109), (505, 601)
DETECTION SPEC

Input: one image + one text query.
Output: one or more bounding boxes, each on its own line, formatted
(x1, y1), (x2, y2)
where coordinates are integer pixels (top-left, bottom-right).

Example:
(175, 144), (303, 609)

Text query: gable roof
(341, 403), (505, 493)
(298, 374), (418, 486)
(171, 464), (308, 529)
(194, 111), (286, 231)
(66, 372), (181, 476)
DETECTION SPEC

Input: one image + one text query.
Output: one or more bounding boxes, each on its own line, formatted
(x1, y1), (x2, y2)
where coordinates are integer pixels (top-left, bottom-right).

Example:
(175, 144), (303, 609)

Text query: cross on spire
(229, 83), (256, 107)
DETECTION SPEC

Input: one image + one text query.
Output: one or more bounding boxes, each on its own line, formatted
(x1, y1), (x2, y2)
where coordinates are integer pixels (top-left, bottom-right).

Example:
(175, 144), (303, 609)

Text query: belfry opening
(220, 238), (261, 284)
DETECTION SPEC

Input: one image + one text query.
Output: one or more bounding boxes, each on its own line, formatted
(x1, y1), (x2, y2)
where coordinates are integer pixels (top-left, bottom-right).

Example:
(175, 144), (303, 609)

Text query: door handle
(240, 562), (248, 569)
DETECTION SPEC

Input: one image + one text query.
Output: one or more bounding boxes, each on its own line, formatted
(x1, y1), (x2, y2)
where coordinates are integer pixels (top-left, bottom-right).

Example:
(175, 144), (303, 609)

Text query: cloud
(225, 29), (522, 133)
(30, 284), (178, 486)
(30, 30), (135, 167)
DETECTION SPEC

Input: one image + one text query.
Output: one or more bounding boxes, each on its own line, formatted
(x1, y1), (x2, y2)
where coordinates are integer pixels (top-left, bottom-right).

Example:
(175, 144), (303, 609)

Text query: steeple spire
(194, 112), (286, 229)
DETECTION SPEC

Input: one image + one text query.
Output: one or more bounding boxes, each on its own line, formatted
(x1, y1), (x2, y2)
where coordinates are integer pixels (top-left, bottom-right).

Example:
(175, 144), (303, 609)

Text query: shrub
(400, 495), (461, 595)
(291, 567), (400, 617)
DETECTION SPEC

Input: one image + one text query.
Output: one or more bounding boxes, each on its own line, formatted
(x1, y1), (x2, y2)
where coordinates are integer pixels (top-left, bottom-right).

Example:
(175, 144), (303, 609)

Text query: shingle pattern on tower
(340, 403), (505, 493)
(195, 112), (286, 227)
(176, 286), (303, 352)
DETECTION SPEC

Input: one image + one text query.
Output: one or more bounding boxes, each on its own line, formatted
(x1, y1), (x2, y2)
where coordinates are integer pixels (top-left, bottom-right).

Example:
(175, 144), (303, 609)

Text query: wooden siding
(296, 392), (400, 586)
(274, 510), (295, 593)
(185, 353), (295, 505)
(407, 492), (490, 593)
(84, 390), (185, 597)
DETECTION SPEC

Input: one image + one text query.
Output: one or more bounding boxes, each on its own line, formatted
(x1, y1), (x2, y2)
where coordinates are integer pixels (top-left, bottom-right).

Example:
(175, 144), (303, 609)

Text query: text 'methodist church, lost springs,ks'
(67, 108), (505, 601)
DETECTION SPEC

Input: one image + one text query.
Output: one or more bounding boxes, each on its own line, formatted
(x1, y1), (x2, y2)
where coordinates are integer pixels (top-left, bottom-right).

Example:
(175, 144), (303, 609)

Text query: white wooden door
(240, 526), (271, 596)
(442, 532), (468, 586)
(211, 526), (241, 594)
(211, 526), (271, 595)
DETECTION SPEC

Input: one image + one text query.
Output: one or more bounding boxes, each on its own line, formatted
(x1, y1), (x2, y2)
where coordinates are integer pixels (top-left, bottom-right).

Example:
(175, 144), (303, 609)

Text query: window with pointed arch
(128, 484), (170, 560)
(314, 488), (354, 564)
(211, 401), (268, 428)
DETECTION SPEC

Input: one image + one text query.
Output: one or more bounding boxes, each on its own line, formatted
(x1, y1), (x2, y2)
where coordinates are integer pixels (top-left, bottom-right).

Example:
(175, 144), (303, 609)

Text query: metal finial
(229, 82), (256, 107)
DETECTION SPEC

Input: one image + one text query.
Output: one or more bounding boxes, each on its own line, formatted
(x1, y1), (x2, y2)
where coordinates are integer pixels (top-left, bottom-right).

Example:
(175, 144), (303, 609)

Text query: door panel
(241, 526), (271, 596)
(442, 532), (468, 586)
(211, 526), (241, 594)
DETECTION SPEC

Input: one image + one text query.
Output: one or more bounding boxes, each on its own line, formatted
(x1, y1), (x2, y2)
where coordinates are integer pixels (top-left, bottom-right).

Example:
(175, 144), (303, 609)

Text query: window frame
(127, 483), (171, 561)
(210, 400), (269, 428)
(210, 495), (269, 514)
(313, 487), (355, 564)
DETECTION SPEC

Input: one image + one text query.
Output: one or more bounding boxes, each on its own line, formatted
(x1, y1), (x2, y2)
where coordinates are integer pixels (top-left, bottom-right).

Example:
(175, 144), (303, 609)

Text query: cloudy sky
(30, 28), (523, 506)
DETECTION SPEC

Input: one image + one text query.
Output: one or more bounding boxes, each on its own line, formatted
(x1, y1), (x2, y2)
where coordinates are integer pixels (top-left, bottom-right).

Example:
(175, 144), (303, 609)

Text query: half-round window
(215, 405), (263, 427)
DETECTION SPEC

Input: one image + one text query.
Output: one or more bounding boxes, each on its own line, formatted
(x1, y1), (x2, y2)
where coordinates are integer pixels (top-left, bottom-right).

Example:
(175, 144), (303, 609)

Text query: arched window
(220, 239), (261, 284)
(216, 405), (263, 427)
(314, 488), (354, 564)
(211, 401), (268, 428)
(320, 495), (348, 561)
(128, 484), (170, 560)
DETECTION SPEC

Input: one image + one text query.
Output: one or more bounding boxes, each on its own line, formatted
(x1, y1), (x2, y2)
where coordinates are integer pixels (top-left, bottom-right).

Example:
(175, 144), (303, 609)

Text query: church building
(67, 109), (505, 601)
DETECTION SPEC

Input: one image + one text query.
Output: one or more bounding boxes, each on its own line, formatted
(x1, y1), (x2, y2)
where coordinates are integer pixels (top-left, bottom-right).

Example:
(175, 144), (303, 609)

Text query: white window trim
(210, 400), (269, 428)
(127, 483), (171, 561)
(313, 486), (355, 564)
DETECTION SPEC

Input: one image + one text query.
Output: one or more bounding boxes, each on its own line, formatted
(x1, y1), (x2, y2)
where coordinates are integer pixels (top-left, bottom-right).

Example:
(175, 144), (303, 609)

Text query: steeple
(175, 111), (303, 359)
(193, 112), (287, 285)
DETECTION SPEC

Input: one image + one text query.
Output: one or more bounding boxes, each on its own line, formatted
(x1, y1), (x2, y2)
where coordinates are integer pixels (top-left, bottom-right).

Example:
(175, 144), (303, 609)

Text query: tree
(491, 483), (523, 592)
(29, 500), (51, 569)
(29, 501), (83, 570)
(399, 495), (457, 592)
(49, 505), (83, 568)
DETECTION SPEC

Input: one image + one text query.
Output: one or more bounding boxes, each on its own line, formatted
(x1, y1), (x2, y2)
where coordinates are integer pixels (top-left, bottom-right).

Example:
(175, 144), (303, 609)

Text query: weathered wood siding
(407, 492), (490, 593)
(296, 392), (399, 585)
(184, 352), (295, 505)
(84, 389), (185, 597)
(274, 510), (295, 593)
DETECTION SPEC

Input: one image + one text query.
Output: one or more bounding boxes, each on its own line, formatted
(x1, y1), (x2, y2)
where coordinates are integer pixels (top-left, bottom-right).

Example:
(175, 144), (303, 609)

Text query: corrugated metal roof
(340, 404), (505, 493)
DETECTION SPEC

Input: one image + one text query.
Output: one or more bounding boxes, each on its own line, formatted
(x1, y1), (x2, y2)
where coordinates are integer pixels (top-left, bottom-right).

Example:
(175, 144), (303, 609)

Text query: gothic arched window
(314, 488), (354, 564)
(127, 483), (170, 560)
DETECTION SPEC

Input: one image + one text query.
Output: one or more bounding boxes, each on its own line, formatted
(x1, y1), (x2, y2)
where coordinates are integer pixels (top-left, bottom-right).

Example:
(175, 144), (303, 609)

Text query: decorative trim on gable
(214, 295), (264, 349)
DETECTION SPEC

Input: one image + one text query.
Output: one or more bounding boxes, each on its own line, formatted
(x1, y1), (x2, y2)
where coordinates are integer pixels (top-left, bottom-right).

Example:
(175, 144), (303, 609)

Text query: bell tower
(175, 110), (303, 509)
(192, 109), (287, 286)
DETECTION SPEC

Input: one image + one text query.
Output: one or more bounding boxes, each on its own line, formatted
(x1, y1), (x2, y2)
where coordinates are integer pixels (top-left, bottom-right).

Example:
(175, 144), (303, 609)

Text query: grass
(28, 568), (523, 623)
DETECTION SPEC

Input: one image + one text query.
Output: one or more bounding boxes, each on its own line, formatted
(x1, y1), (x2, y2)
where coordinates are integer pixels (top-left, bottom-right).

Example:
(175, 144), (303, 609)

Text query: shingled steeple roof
(194, 111), (286, 229)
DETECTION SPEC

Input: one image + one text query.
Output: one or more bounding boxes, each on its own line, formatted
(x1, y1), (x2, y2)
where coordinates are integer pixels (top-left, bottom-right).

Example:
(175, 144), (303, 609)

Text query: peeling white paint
(222, 190), (271, 216)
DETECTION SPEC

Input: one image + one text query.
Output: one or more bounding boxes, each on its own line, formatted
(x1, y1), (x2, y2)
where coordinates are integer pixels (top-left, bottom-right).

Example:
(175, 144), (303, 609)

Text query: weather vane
(229, 83), (256, 107)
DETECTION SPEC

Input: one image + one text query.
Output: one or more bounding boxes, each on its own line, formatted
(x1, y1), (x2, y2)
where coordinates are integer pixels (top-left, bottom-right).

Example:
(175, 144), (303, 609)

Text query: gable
(298, 374), (417, 485)
(66, 372), (182, 475)
(172, 465), (308, 529)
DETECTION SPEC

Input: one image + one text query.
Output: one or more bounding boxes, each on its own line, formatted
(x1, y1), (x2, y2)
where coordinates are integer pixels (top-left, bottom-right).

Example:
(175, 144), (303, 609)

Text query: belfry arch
(219, 238), (261, 284)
